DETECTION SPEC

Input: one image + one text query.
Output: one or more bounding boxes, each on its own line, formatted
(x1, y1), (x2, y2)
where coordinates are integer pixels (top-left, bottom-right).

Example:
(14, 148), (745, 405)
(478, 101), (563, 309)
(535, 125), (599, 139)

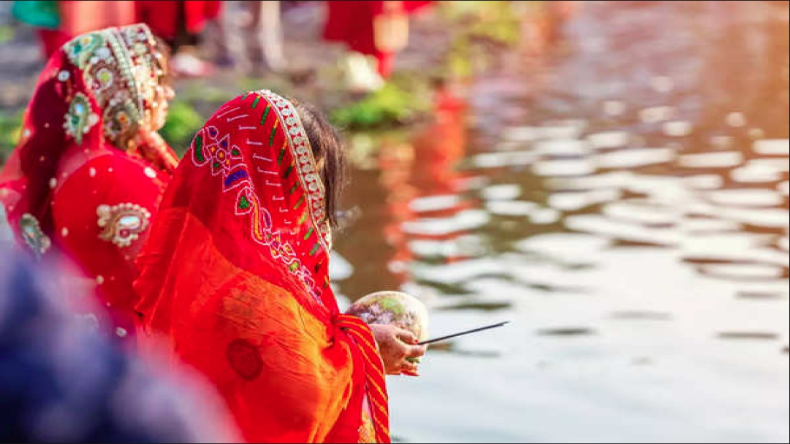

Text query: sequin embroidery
(97, 203), (151, 248)
(19, 214), (52, 259)
(63, 93), (99, 145)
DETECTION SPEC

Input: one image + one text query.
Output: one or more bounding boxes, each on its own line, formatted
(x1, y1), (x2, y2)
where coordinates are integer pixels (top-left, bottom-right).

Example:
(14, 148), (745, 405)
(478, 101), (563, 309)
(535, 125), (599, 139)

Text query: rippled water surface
(329, 2), (789, 442)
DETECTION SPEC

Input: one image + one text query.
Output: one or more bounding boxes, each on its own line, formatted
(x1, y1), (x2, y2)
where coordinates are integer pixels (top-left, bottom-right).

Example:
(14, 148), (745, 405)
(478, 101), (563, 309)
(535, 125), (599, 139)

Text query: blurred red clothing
(38, 29), (70, 58)
(323, 1), (431, 78)
(135, 0), (221, 40)
(33, 1), (137, 58)
(60, 1), (136, 35)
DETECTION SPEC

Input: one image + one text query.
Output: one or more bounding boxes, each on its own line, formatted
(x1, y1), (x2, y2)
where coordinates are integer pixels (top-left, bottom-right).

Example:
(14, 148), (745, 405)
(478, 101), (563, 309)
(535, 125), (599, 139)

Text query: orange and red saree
(134, 91), (390, 443)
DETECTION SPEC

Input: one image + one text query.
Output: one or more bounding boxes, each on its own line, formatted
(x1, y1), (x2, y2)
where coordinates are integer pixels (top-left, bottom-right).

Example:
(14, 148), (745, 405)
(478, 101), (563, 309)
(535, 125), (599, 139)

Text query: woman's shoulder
(50, 149), (171, 259)
(67, 149), (170, 184)
(56, 141), (173, 190)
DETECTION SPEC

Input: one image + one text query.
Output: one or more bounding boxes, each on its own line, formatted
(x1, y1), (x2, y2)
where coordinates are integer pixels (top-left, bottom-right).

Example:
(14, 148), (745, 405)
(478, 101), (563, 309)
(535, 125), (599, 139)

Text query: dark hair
(292, 100), (347, 229)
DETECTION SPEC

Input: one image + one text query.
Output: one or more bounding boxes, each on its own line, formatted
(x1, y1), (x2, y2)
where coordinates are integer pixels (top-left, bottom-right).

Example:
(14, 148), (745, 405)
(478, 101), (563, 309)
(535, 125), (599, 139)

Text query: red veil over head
(0, 24), (178, 337)
(0, 23), (177, 255)
(134, 91), (390, 443)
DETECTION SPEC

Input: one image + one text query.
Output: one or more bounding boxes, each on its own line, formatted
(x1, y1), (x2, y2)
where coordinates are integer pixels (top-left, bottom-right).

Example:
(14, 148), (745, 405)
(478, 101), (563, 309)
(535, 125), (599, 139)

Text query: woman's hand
(369, 324), (427, 376)
(134, 129), (165, 149)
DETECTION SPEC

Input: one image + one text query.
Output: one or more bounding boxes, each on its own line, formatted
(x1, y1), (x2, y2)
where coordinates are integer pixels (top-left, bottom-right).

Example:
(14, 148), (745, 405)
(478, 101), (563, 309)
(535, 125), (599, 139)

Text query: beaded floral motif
(19, 214), (51, 259)
(103, 100), (138, 143)
(60, 25), (162, 147)
(63, 93), (99, 145)
(97, 203), (151, 248)
(63, 32), (104, 69)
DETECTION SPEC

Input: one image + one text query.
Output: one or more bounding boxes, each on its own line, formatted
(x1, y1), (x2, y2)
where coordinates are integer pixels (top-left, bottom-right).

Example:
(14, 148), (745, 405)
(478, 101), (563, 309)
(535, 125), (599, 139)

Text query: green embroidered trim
(297, 211), (308, 225)
(270, 126), (278, 147)
(289, 183), (299, 195)
(310, 243), (320, 256)
(293, 195), (305, 210)
(303, 227), (314, 241)
(283, 165), (293, 179)
(64, 32), (104, 69)
(194, 135), (205, 162)
(277, 146), (286, 165)
(251, 95), (261, 109)
(261, 104), (271, 125)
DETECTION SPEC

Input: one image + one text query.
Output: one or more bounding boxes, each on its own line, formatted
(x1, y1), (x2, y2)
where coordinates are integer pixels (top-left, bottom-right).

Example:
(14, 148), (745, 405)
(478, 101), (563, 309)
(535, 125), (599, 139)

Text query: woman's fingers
(405, 344), (427, 358)
(395, 328), (427, 358)
(401, 361), (419, 375)
(395, 328), (417, 345)
(369, 324), (427, 376)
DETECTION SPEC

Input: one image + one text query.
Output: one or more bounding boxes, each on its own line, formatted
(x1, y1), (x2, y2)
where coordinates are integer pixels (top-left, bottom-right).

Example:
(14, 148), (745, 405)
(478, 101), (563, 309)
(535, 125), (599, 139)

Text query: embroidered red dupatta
(0, 24), (178, 337)
(134, 91), (390, 443)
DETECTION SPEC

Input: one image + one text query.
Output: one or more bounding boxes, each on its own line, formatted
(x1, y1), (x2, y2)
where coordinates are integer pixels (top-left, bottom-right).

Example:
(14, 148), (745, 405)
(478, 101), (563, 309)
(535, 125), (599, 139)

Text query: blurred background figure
(135, 0), (221, 77)
(324, 0), (432, 92)
(11, 0), (136, 58)
(10, 1), (62, 58)
(214, 1), (287, 73)
(10, 0), (223, 77)
(521, 0), (578, 56)
(0, 246), (240, 443)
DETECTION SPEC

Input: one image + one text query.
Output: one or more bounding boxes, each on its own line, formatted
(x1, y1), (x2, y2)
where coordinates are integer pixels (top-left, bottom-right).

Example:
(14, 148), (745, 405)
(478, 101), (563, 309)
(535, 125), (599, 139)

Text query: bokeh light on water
(331, 2), (789, 442)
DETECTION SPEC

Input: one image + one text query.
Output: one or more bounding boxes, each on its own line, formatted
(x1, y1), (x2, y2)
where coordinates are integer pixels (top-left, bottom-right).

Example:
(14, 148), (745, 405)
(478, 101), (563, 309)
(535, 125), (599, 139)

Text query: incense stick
(417, 321), (510, 346)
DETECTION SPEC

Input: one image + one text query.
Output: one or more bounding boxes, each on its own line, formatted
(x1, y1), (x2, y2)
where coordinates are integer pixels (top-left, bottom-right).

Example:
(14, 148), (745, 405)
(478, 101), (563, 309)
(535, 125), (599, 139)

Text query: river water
(330, 2), (789, 442)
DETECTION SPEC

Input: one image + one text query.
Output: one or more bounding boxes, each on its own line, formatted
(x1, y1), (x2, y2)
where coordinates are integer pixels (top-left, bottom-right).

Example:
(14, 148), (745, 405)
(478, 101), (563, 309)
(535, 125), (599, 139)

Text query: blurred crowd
(10, 0), (433, 92)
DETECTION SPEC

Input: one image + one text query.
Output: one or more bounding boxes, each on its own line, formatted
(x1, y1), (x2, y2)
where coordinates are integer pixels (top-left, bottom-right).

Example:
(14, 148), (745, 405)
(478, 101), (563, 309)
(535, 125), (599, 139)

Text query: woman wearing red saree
(0, 24), (178, 340)
(134, 90), (425, 442)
